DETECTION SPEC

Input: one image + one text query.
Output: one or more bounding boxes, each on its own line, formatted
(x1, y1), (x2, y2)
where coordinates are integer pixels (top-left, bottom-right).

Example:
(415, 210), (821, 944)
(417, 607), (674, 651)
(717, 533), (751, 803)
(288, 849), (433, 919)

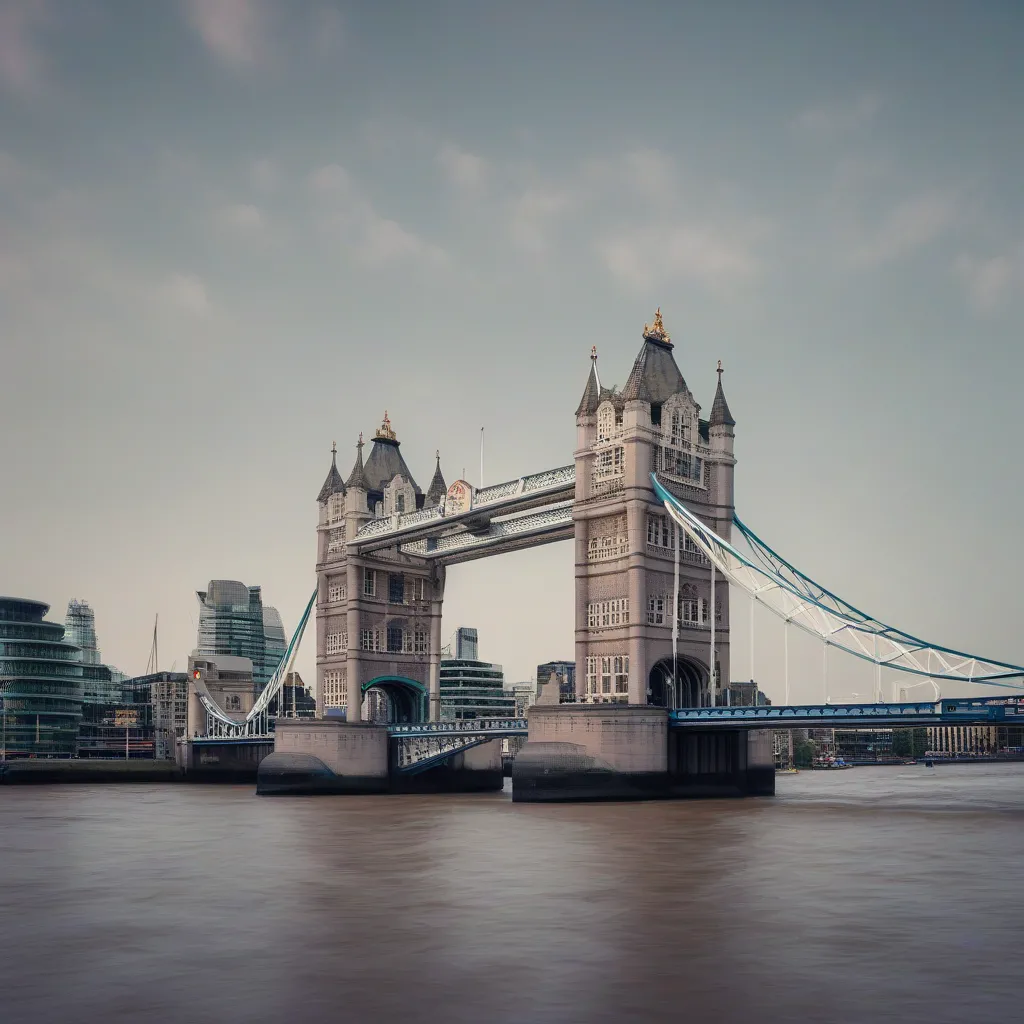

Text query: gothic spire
(426, 450), (447, 505)
(316, 441), (346, 503)
(575, 345), (602, 417)
(709, 360), (735, 428)
(346, 432), (370, 490)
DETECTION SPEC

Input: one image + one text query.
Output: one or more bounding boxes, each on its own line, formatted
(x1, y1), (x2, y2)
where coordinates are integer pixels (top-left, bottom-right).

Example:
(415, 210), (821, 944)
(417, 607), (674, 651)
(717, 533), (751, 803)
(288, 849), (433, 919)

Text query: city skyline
(2, 2), (1023, 694)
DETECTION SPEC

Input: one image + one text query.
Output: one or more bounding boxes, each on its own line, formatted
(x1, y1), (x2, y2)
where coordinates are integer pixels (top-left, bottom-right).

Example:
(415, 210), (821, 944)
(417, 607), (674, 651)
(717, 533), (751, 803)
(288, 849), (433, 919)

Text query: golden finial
(331, 440), (337, 457)
(717, 359), (723, 380)
(591, 345), (597, 361)
(375, 410), (397, 442)
(642, 306), (671, 345)
(357, 431), (363, 447)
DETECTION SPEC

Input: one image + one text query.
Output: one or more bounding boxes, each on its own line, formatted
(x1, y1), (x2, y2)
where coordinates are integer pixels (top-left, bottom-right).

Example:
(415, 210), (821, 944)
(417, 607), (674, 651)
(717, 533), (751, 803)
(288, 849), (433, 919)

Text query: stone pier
(512, 703), (775, 802)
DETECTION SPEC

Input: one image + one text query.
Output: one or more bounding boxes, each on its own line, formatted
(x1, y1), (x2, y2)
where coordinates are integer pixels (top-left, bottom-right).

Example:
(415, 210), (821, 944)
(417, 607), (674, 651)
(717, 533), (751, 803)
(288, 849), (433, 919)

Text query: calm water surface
(2, 765), (1023, 1024)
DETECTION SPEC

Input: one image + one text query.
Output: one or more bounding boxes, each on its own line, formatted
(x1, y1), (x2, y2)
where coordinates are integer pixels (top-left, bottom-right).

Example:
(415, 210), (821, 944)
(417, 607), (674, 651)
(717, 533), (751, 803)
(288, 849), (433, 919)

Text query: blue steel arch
(361, 675), (428, 724)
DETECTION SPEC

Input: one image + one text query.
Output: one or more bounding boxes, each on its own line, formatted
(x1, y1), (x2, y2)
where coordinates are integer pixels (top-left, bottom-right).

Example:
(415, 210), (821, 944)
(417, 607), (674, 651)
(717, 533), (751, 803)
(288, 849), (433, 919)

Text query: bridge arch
(648, 656), (708, 709)
(361, 676), (428, 724)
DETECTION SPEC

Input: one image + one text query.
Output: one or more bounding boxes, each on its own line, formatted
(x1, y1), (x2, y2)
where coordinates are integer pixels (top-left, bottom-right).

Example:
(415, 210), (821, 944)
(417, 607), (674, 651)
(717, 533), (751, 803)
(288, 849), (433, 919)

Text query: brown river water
(2, 764), (1023, 1024)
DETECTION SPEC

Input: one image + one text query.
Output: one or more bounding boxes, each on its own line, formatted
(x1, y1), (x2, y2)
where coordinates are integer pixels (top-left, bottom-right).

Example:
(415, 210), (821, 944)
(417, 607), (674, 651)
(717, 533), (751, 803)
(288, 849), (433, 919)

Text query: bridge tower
(573, 310), (736, 707)
(315, 415), (448, 723)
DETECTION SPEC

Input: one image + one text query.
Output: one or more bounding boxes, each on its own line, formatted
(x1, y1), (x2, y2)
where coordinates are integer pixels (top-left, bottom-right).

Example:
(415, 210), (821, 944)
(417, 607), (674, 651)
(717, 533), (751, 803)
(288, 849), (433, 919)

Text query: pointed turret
(346, 433), (370, 491)
(575, 346), (602, 418)
(426, 450), (447, 505)
(317, 442), (346, 503)
(709, 360), (735, 428)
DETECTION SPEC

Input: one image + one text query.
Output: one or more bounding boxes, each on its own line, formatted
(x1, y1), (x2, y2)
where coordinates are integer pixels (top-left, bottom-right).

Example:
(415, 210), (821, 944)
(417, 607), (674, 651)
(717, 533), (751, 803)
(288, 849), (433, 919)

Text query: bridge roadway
(191, 698), (1019, 751)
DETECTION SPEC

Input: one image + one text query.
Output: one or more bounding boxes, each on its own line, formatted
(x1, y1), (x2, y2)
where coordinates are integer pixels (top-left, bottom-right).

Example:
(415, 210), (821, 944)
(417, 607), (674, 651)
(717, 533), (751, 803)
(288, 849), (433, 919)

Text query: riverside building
(0, 597), (84, 758)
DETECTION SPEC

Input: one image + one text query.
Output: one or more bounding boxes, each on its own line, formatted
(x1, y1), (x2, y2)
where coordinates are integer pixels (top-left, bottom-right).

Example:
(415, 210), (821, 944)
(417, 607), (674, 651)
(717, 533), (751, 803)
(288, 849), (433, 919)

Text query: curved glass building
(196, 581), (287, 692)
(0, 597), (84, 758)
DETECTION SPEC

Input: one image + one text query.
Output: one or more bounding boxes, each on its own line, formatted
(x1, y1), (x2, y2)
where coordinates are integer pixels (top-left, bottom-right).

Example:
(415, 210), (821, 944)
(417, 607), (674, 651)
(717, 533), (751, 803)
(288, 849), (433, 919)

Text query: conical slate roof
(362, 412), (421, 497)
(346, 436), (370, 490)
(426, 452), (447, 505)
(709, 364), (735, 427)
(621, 322), (687, 404)
(575, 347), (602, 417)
(317, 446), (346, 503)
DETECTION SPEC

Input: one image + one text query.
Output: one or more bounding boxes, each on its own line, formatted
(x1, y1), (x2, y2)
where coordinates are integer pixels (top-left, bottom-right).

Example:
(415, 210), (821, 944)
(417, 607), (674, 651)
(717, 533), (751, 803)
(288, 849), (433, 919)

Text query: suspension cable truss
(195, 587), (318, 738)
(651, 474), (1024, 689)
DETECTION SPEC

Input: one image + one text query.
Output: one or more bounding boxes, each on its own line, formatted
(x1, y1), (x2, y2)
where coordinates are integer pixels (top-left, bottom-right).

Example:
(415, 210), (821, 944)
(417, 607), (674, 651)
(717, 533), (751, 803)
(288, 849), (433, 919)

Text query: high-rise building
(537, 660), (575, 700)
(0, 597), (84, 758)
(64, 599), (101, 665)
(453, 626), (478, 661)
(195, 581), (287, 692)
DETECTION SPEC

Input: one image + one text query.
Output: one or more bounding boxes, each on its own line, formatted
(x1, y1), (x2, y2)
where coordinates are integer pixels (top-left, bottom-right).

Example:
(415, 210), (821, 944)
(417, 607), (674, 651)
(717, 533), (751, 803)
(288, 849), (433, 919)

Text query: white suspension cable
(652, 474), (1024, 690)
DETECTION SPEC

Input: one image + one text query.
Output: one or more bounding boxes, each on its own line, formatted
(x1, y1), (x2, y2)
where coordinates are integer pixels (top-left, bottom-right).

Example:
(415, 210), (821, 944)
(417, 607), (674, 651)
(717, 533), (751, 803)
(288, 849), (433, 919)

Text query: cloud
(508, 187), (572, 253)
(249, 157), (278, 193)
(850, 190), (958, 266)
(216, 203), (263, 232)
(598, 223), (757, 292)
(437, 144), (488, 193)
(955, 250), (1023, 313)
(0, 0), (51, 95)
(793, 94), (881, 138)
(160, 272), (211, 315)
(309, 163), (446, 268)
(183, 0), (270, 68)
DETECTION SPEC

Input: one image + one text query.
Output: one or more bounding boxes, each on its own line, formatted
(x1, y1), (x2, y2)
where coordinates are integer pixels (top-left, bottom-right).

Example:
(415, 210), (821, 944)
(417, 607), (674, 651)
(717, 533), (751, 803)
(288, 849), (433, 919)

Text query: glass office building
(195, 580), (287, 692)
(439, 656), (515, 720)
(0, 597), (84, 758)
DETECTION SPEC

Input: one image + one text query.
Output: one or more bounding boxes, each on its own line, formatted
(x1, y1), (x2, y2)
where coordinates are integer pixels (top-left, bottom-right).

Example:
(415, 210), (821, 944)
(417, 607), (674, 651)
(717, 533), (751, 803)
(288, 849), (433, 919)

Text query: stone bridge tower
(314, 414), (448, 722)
(573, 310), (736, 708)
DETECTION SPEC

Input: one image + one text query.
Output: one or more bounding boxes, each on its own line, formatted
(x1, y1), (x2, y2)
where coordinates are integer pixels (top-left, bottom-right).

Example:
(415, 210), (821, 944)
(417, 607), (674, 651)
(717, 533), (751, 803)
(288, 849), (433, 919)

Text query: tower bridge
(180, 307), (1024, 799)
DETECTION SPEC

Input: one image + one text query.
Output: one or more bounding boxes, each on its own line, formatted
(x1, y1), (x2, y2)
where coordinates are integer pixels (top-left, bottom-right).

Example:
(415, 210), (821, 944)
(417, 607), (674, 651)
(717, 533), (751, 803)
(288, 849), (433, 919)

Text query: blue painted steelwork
(669, 697), (1024, 730)
(396, 737), (488, 774)
(652, 474), (1024, 688)
(388, 718), (528, 739)
(361, 675), (428, 723)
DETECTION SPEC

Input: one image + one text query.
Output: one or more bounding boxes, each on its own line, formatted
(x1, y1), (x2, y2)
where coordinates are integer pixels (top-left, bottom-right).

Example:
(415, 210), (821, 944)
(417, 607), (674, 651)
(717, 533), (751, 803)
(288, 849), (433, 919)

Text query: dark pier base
(512, 729), (776, 803)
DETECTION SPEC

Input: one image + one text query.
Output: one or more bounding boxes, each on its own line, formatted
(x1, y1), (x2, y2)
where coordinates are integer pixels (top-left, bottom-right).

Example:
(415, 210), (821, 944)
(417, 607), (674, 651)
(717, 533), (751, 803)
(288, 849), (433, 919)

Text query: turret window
(328, 583), (346, 603)
(363, 569), (376, 598)
(587, 598), (629, 628)
(597, 403), (615, 440)
(323, 669), (347, 708)
(585, 655), (628, 701)
(326, 632), (348, 655)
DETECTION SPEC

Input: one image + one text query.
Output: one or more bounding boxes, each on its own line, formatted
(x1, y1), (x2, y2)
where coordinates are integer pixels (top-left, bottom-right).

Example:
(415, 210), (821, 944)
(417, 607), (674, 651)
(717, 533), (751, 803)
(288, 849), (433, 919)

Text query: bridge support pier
(512, 705), (775, 802)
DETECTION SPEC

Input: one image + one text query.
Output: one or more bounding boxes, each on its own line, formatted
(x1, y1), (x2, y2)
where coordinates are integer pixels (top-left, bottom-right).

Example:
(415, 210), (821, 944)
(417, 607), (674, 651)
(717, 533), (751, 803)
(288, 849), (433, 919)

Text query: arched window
(597, 402), (614, 440)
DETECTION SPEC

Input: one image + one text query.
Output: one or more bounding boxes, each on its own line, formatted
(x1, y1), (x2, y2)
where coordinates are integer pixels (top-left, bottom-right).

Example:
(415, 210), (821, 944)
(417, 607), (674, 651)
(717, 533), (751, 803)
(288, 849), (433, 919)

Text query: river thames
(2, 764), (1022, 1023)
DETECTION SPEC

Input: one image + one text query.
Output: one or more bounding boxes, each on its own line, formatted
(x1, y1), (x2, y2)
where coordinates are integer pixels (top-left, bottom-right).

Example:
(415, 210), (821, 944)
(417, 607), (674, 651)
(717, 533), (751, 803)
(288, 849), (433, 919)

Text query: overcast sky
(2, 1), (1022, 701)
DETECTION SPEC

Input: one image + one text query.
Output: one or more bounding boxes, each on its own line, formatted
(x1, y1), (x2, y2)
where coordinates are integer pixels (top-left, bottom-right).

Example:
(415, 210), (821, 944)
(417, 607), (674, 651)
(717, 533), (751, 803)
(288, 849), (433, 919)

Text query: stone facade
(573, 310), (736, 708)
(315, 419), (446, 722)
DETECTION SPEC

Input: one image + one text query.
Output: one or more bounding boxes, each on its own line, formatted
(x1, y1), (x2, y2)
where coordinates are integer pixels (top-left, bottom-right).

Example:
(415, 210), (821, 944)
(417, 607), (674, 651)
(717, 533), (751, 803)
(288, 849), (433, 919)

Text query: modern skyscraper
(0, 597), (84, 758)
(453, 626), (478, 661)
(64, 599), (100, 665)
(195, 581), (287, 692)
